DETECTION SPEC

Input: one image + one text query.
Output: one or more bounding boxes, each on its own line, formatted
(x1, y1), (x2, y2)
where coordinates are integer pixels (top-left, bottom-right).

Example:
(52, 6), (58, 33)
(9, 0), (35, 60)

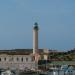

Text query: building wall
(0, 54), (35, 70)
(43, 49), (49, 60)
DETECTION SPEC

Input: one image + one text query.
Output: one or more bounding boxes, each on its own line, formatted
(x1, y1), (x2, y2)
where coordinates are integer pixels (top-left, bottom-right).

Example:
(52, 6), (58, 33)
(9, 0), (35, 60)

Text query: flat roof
(0, 49), (43, 55)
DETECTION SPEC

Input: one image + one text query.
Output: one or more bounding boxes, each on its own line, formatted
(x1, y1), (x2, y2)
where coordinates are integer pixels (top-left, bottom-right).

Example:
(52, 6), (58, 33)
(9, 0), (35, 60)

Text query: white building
(0, 22), (49, 70)
(0, 49), (35, 70)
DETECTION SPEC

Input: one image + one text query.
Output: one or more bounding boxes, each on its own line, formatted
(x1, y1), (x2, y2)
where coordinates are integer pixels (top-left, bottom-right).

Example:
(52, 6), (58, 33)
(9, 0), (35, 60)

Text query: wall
(0, 54), (35, 70)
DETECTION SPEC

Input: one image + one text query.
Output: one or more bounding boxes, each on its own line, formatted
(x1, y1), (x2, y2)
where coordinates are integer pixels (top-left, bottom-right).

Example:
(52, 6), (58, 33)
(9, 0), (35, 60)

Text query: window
(26, 58), (28, 62)
(4, 58), (6, 61)
(0, 58), (1, 61)
(32, 56), (35, 61)
(21, 57), (23, 62)
(16, 57), (19, 61)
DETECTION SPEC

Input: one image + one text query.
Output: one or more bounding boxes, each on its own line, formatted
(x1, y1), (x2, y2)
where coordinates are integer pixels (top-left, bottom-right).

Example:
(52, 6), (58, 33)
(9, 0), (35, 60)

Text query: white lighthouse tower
(32, 22), (40, 70)
(33, 22), (39, 54)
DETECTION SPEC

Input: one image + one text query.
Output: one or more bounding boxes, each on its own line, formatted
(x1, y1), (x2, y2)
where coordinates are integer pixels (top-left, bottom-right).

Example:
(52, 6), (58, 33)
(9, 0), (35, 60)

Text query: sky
(0, 0), (75, 51)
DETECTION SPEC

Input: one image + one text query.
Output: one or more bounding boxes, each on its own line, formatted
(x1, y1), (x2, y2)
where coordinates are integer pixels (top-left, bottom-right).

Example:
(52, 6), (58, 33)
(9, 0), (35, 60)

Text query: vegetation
(48, 49), (75, 61)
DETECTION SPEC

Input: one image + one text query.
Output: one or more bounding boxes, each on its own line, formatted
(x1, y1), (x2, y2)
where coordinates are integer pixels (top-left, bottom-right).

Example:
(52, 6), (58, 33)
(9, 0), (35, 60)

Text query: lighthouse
(33, 22), (39, 54)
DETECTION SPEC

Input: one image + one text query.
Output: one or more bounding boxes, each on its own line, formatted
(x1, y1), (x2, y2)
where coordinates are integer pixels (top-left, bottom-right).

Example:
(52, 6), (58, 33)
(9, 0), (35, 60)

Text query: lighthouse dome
(33, 22), (39, 30)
